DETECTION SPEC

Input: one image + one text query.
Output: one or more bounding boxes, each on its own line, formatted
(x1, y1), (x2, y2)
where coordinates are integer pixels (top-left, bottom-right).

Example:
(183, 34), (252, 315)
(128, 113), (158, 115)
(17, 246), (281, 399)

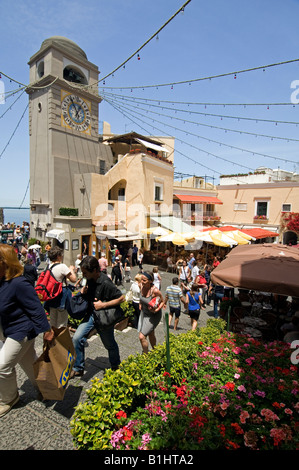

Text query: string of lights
(96, 0), (191, 85)
(99, 92), (299, 107)
(103, 96), (257, 175)
(18, 179), (30, 208)
(104, 97), (258, 185)
(0, 90), (26, 119)
(100, 58), (299, 90)
(101, 91), (299, 143)
(0, 103), (29, 160)
(101, 90), (299, 126)
(102, 94), (299, 166)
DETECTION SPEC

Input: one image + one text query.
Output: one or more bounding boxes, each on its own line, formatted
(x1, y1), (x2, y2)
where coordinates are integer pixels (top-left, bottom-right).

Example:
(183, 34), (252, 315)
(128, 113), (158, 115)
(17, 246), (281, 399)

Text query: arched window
(63, 65), (88, 85)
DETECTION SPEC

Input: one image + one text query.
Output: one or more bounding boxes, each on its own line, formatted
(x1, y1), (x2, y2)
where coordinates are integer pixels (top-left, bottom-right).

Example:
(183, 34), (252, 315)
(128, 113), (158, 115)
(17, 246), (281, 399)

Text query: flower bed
(70, 319), (299, 450)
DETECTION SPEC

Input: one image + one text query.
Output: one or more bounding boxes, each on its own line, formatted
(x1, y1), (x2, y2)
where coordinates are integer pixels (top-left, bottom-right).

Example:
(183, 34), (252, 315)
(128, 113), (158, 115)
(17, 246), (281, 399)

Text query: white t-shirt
(191, 265), (200, 281)
(131, 281), (141, 303)
(49, 262), (71, 283)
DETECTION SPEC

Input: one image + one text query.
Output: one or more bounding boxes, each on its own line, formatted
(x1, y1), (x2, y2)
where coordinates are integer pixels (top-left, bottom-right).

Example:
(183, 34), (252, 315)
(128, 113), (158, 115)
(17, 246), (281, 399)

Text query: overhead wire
(102, 93), (299, 166)
(101, 90), (299, 143)
(101, 90), (299, 127)
(0, 103), (29, 160)
(100, 57), (299, 90)
(103, 95), (257, 181)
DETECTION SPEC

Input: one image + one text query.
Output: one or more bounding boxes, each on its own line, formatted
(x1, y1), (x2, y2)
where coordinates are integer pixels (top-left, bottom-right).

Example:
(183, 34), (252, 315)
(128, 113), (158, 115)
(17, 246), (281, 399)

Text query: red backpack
(35, 263), (62, 302)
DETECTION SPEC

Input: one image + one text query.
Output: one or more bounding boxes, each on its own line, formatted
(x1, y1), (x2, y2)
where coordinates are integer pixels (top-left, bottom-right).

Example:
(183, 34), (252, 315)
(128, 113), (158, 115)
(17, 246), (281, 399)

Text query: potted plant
(115, 301), (135, 331)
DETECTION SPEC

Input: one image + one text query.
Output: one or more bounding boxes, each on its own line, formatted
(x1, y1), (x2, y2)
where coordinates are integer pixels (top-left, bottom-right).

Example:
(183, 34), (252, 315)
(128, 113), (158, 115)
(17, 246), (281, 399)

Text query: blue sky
(1, 0), (299, 206)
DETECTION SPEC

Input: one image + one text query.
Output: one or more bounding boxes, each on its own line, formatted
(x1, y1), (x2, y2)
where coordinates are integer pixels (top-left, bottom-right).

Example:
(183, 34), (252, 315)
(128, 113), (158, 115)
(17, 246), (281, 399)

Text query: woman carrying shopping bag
(0, 244), (54, 417)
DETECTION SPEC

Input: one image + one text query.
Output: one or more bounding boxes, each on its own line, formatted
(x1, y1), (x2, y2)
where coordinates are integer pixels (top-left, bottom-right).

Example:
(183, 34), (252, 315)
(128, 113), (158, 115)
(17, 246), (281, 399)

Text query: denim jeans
(213, 292), (224, 318)
(72, 314), (120, 371)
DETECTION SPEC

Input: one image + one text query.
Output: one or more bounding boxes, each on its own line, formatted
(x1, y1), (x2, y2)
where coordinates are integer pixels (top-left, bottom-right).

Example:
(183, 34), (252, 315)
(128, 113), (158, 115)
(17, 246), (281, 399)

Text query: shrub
(70, 319), (299, 450)
(59, 207), (78, 216)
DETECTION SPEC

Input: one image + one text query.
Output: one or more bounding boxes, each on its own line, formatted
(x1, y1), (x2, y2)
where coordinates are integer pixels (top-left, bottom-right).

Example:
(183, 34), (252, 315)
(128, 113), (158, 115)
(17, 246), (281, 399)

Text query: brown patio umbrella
(211, 243), (299, 297)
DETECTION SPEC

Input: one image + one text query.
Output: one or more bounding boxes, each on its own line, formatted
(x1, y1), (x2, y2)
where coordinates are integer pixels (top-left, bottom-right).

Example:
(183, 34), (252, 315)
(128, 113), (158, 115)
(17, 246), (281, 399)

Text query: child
(152, 266), (161, 290)
(124, 255), (131, 282)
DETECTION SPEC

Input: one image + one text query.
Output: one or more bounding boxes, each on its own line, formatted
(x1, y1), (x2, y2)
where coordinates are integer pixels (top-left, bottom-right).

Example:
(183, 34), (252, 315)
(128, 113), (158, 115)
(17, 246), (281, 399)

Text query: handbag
(148, 296), (159, 309)
(33, 327), (76, 400)
(92, 305), (125, 331)
(65, 292), (90, 320)
(125, 289), (133, 302)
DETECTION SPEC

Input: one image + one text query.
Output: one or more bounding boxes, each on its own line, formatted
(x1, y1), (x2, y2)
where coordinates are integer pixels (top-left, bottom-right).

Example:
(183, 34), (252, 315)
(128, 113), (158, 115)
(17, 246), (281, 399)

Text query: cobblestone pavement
(0, 263), (215, 450)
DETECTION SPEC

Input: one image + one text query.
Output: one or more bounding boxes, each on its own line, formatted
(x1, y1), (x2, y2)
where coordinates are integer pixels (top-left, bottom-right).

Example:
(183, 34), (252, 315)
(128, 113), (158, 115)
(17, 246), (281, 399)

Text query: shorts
(169, 306), (181, 318)
(189, 309), (200, 320)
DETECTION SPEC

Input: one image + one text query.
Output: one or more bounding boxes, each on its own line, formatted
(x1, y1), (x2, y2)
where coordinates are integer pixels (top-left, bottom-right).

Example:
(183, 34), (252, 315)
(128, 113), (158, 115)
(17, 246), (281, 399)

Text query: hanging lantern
(137, 54), (140, 60)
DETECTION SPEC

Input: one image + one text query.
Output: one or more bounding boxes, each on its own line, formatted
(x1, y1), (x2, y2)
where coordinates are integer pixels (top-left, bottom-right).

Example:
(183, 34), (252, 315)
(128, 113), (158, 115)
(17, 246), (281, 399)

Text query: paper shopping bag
(34, 327), (76, 400)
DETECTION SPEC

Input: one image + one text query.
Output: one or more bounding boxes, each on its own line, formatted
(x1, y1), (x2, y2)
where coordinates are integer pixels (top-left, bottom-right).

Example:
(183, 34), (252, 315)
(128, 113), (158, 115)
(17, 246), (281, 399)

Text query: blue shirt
(187, 291), (201, 310)
(0, 275), (50, 341)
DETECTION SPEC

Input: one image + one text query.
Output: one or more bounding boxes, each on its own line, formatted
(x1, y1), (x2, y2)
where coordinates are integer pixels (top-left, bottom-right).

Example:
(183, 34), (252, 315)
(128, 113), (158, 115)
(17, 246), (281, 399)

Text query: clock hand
(69, 96), (80, 119)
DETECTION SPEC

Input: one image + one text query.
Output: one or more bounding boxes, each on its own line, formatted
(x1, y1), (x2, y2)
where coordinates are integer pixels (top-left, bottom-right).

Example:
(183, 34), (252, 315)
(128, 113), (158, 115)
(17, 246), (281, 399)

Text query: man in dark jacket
(23, 258), (38, 286)
(70, 256), (124, 378)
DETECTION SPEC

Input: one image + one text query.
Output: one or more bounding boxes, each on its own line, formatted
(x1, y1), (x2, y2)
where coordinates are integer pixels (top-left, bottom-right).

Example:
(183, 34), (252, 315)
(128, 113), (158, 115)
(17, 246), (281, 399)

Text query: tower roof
(39, 36), (88, 60)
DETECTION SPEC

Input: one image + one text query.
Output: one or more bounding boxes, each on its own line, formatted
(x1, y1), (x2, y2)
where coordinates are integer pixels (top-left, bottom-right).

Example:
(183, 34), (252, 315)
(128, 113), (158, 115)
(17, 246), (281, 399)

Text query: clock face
(61, 92), (91, 133)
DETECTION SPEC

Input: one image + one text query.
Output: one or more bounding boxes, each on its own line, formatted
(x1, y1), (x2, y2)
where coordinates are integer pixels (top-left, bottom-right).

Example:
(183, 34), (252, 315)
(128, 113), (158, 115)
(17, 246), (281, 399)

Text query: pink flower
(254, 390), (266, 398)
(237, 385), (246, 393)
(261, 408), (280, 422)
(240, 410), (250, 424)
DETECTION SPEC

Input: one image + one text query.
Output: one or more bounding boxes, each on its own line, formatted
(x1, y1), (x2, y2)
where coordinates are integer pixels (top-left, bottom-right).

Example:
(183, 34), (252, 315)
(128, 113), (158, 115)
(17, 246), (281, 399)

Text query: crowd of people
(0, 228), (229, 418)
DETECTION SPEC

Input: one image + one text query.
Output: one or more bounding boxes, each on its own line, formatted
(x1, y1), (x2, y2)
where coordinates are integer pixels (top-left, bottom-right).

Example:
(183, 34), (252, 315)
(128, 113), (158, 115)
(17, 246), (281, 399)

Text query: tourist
(164, 276), (185, 330)
(130, 274), (142, 328)
(175, 256), (184, 274)
(23, 257), (38, 286)
(45, 246), (77, 328)
(71, 256), (124, 377)
(138, 271), (164, 354)
(166, 254), (175, 272)
(110, 245), (119, 264)
(98, 252), (108, 274)
(124, 255), (131, 282)
(45, 241), (51, 264)
(137, 250), (144, 272)
(185, 283), (204, 331)
(194, 269), (208, 307)
(74, 254), (83, 288)
(111, 257), (123, 285)
(152, 266), (161, 290)
(127, 246), (133, 266)
(33, 240), (42, 268)
(132, 244), (138, 266)
(208, 282), (225, 319)
(187, 252), (195, 270)
(178, 260), (190, 289)
(212, 255), (221, 268)
(27, 248), (36, 266)
(204, 264), (212, 305)
(0, 244), (54, 417)
(190, 259), (200, 283)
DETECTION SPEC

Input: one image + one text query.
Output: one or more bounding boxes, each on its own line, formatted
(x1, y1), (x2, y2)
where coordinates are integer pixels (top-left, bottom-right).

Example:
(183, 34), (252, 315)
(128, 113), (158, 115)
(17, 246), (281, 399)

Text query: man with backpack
(40, 246), (77, 328)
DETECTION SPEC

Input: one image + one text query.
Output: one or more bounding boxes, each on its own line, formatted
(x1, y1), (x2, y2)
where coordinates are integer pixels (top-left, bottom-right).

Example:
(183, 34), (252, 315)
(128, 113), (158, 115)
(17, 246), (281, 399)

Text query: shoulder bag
(92, 278), (125, 331)
(93, 305), (124, 331)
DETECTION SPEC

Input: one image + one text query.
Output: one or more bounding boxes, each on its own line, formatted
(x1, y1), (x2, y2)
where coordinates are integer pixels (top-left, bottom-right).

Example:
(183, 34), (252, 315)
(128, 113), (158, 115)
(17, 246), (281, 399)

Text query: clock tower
(27, 36), (105, 246)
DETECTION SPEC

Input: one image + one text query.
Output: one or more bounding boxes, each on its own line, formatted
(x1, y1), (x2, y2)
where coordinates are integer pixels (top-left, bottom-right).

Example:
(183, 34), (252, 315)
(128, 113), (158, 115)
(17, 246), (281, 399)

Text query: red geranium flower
(116, 410), (127, 419)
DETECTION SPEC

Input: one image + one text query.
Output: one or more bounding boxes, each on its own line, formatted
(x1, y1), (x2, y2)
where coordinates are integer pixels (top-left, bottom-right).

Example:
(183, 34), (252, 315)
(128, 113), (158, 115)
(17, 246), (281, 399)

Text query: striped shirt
(165, 285), (183, 308)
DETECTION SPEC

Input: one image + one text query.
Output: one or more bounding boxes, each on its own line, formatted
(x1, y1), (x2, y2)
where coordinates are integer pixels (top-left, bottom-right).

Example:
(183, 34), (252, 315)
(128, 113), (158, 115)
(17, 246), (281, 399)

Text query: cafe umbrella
(211, 243), (299, 297)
